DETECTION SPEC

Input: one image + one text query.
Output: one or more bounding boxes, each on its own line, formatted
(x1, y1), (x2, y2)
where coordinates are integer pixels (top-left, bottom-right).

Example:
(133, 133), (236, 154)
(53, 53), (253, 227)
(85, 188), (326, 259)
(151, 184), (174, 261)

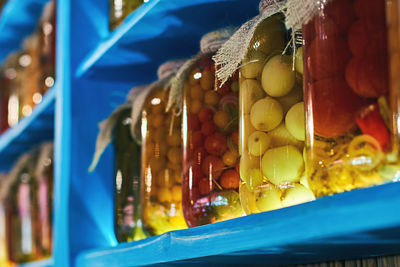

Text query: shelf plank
(0, 0), (49, 64)
(19, 258), (54, 267)
(76, 182), (400, 266)
(75, 0), (260, 82)
(0, 87), (55, 171)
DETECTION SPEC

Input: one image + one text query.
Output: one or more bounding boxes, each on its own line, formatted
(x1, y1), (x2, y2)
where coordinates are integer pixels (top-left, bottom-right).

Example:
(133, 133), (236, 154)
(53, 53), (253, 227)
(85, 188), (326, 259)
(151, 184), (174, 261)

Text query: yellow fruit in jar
(261, 55), (296, 97)
(285, 102), (305, 141)
(239, 115), (257, 155)
(250, 97), (283, 131)
(241, 51), (267, 79)
(167, 147), (182, 165)
(245, 168), (264, 191)
(255, 186), (283, 212)
(204, 90), (220, 106)
(251, 15), (285, 55)
(267, 123), (303, 150)
(261, 145), (303, 185)
(152, 128), (167, 142)
(156, 169), (174, 187)
(213, 110), (230, 129)
(149, 157), (166, 174)
(173, 170), (182, 184)
(240, 79), (265, 114)
(299, 171), (310, 190)
(295, 47), (303, 74)
(200, 70), (214, 91)
(190, 100), (203, 114)
(239, 182), (259, 214)
(167, 131), (181, 147)
(281, 184), (315, 207)
(172, 185), (182, 202)
(189, 68), (201, 85)
(239, 154), (260, 182)
(190, 84), (204, 100)
(247, 131), (271, 157)
(157, 187), (172, 203)
(169, 216), (187, 229)
(223, 150), (238, 166)
(277, 83), (303, 114)
(151, 113), (165, 128)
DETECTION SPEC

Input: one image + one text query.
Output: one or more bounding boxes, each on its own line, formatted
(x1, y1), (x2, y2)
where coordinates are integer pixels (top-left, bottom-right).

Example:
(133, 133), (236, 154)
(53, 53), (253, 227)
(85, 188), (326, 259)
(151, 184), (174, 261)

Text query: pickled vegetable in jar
(114, 108), (147, 242)
(35, 143), (53, 258)
(89, 86), (148, 242)
(138, 60), (187, 235)
(298, 0), (399, 197)
(168, 28), (244, 227)
(109, 0), (143, 30)
(5, 152), (40, 263)
(38, 0), (56, 95)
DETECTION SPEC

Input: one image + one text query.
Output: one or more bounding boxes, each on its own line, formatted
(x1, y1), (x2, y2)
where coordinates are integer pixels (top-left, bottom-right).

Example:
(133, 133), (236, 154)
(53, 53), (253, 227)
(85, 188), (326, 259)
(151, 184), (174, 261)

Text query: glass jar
(20, 35), (42, 118)
(238, 14), (314, 214)
(109, 0), (143, 30)
(38, 0), (56, 95)
(302, 0), (398, 197)
(5, 154), (39, 263)
(114, 109), (147, 242)
(182, 54), (243, 227)
(35, 144), (53, 258)
(141, 87), (187, 235)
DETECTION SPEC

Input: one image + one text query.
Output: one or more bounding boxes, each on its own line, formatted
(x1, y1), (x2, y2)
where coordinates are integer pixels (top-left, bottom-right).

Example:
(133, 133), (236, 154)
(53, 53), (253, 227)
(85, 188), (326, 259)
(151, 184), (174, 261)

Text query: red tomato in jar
(347, 19), (387, 58)
(220, 170), (240, 190)
(201, 155), (224, 178)
(345, 57), (389, 98)
(199, 108), (214, 122)
(354, 0), (385, 19)
(205, 132), (228, 156)
(189, 164), (204, 185)
(191, 131), (204, 150)
(311, 77), (364, 138)
(201, 121), (217, 136)
(191, 147), (207, 166)
(188, 114), (201, 131)
(199, 178), (214, 195)
(307, 35), (351, 80)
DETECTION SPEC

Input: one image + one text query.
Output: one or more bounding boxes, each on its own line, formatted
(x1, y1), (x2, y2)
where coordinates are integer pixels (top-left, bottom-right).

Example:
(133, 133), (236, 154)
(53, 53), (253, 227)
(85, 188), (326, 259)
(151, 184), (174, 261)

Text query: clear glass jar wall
(302, 0), (398, 197)
(141, 87), (187, 235)
(238, 14), (314, 215)
(114, 109), (147, 242)
(182, 54), (243, 227)
(109, 0), (143, 30)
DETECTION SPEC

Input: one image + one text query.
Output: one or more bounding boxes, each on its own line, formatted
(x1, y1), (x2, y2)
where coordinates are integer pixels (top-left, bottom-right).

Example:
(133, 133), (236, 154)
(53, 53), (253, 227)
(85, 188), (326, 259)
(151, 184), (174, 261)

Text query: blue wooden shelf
(75, 0), (259, 83)
(19, 258), (54, 267)
(0, 87), (55, 171)
(0, 0), (50, 64)
(76, 182), (400, 266)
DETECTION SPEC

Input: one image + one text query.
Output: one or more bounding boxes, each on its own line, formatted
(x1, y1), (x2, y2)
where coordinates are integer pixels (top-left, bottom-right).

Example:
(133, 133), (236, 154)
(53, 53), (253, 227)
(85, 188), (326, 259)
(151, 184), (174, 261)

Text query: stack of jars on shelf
(0, 0), (56, 134)
(0, 142), (54, 265)
(91, 0), (400, 244)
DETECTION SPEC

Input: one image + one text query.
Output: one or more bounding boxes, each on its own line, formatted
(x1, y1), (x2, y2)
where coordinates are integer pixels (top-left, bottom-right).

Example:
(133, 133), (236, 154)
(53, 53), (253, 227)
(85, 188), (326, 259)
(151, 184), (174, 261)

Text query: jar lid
(157, 59), (187, 80)
(200, 27), (237, 54)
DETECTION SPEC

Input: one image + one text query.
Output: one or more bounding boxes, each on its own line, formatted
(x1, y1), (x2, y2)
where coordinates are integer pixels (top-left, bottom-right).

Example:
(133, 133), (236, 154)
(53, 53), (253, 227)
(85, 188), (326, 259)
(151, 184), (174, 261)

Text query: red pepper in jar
(355, 103), (390, 151)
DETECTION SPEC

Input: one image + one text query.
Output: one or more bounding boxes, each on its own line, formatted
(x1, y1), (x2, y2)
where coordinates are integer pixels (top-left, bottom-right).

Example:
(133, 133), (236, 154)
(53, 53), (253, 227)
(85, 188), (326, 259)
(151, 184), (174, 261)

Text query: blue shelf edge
(0, 0), (50, 64)
(19, 258), (54, 267)
(76, 182), (400, 266)
(0, 87), (56, 171)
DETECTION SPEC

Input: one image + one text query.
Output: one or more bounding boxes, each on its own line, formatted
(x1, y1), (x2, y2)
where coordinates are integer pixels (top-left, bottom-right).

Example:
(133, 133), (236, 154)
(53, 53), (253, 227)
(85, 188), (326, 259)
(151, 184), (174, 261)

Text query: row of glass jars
(0, 143), (54, 265)
(0, 0), (56, 134)
(109, 0), (400, 242)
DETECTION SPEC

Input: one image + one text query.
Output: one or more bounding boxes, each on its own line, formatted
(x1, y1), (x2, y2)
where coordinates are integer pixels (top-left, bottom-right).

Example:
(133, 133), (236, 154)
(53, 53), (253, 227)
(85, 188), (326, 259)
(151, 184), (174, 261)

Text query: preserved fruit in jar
(109, 0), (143, 30)
(171, 28), (244, 227)
(35, 143), (53, 257)
(238, 14), (314, 214)
(5, 152), (40, 263)
(301, 0), (399, 197)
(141, 87), (187, 235)
(114, 108), (147, 242)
